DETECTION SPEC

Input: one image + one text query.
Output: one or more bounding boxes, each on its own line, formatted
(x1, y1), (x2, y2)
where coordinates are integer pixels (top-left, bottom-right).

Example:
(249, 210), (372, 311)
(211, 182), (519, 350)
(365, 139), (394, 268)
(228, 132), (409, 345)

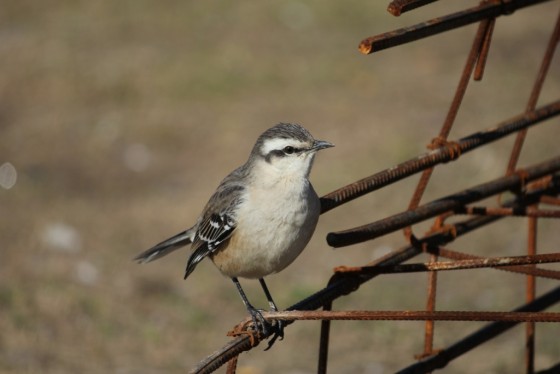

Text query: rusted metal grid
(192, 1), (560, 373)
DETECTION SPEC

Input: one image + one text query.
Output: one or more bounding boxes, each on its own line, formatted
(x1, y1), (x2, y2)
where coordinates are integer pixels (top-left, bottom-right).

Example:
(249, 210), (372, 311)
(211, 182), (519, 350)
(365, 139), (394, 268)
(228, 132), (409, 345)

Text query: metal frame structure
(191, 1), (560, 372)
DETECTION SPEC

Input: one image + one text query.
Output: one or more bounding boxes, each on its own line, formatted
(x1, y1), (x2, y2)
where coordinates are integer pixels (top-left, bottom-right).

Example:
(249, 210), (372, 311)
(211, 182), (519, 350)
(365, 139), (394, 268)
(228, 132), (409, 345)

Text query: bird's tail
(134, 227), (195, 263)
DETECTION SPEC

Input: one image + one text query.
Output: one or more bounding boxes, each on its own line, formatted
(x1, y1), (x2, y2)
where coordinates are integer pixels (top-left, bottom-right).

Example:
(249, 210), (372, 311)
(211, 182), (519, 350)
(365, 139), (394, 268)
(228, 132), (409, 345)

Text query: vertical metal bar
(423, 253), (439, 362)
(526, 215), (537, 374)
(317, 301), (333, 374)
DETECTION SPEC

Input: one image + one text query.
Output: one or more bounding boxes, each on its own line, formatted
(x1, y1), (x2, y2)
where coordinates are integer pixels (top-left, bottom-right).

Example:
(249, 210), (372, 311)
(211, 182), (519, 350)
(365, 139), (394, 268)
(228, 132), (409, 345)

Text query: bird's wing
(184, 180), (246, 279)
(134, 228), (195, 263)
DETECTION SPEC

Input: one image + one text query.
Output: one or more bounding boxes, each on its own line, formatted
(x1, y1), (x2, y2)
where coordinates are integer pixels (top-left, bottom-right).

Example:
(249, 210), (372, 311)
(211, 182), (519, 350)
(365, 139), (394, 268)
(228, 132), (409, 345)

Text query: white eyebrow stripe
(260, 138), (307, 155)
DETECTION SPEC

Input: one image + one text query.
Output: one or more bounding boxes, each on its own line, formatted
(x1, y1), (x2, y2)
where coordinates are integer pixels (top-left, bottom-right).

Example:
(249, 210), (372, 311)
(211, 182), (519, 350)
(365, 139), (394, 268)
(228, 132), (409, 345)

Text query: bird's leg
(258, 278), (284, 349)
(231, 277), (270, 336)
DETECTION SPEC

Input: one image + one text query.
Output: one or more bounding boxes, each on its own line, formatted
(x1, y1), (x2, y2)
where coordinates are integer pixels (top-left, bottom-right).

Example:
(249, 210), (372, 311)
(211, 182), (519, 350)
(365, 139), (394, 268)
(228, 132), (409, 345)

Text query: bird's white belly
(211, 182), (320, 279)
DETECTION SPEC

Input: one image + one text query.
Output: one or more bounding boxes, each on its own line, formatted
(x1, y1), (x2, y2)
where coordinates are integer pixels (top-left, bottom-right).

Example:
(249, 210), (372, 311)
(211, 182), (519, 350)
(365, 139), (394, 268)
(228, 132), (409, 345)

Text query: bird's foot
(247, 306), (285, 350)
(228, 306), (285, 349)
(247, 306), (271, 337)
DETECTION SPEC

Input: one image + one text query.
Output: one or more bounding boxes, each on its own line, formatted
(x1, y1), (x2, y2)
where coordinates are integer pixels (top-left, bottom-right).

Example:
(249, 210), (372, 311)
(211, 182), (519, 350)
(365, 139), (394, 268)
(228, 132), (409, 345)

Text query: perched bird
(134, 123), (333, 346)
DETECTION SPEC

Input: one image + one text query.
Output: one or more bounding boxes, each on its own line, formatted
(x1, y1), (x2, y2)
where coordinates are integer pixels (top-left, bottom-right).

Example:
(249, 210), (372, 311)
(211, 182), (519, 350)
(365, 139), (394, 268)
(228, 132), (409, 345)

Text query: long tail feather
(134, 228), (194, 263)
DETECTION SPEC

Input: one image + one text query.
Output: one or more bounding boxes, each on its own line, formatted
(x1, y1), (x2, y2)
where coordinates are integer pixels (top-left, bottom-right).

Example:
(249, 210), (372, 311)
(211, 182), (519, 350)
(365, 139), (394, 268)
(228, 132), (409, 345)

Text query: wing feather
(183, 178), (246, 279)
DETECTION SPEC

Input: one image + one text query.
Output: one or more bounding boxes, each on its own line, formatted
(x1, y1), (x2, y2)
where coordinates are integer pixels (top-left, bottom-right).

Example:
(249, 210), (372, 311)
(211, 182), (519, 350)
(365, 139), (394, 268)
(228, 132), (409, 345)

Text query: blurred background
(1, 1), (559, 373)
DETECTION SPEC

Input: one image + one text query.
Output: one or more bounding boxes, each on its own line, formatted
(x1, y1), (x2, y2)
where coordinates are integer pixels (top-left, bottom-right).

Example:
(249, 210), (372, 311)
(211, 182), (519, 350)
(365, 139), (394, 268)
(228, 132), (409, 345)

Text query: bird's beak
(311, 140), (334, 152)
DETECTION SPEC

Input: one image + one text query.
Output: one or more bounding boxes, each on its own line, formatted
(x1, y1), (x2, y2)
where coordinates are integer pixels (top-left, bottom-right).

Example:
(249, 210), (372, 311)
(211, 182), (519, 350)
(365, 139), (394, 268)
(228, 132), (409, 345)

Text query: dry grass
(1, 1), (560, 373)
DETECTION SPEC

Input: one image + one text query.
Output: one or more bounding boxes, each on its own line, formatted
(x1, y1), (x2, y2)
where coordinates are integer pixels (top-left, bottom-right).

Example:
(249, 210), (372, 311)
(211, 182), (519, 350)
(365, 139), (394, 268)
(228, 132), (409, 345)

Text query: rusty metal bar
(359, 0), (553, 55)
(317, 300), (332, 374)
(431, 247), (560, 280)
(261, 310), (560, 323)
(225, 356), (238, 374)
(334, 252), (560, 274)
(395, 285), (560, 374)
(454, 205), (560, 218)
(327, 158), (560, 248)
(387, 0), (440, 17)
(319, 99), (560, 214)
(422, 253), (438, 359)
(541, 195), (560, 205)
(507, 9), (560, 175)
(526, 215), (538, 374)
(474, 17), (495, 81)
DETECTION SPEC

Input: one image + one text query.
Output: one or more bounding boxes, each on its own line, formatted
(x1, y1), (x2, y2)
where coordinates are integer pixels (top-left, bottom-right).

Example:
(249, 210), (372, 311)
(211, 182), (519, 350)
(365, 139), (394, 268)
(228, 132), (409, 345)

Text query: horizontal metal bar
(359, 0), (553, 54)
(261, 310), (560, 323)
(327, 160), (560, 248)
(455, 205), (560, 218)
(334, 252), (560, 274)
(320, 100), (560, 214)
(432, 247), (560, 280)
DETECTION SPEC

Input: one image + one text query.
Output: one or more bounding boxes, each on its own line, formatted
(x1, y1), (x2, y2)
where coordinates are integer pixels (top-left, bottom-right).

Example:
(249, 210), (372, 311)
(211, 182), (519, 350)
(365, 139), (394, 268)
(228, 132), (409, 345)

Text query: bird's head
(250, 123), (333, 180)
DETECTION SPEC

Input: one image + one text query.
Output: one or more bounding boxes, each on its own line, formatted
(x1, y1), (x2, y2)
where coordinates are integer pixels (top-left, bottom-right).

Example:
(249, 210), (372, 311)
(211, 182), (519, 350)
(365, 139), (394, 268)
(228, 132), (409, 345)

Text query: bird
(134, 123), (333, 347)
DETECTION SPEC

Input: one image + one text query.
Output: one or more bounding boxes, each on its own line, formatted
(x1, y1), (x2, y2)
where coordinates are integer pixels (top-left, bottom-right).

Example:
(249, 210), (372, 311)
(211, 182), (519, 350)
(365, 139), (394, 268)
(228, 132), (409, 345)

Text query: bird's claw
(247, 307), (271, 337)
(246, 307), (284, 350)
(264, 319), (284, 350)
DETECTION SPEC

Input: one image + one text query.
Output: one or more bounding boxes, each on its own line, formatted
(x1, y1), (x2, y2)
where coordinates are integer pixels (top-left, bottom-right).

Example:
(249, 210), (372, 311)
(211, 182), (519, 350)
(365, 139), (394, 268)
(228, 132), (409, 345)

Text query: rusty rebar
(319, 100), (560, 214)
(454, 205), (560, 218)
(387, 0), (439, 16)
(317, 301), (332, 374)
(526, 215), (537, 374)
(540, 195), (560, 206)
(430, 247), (560, 280)
(396, 285), (560, 373)
(334, 252), (560, 275)
(327, 158), (560, 247)
(359, 0), (553, 54)
(474, 16), (495, 81)
(225, 356), (238, 374)
(507, 9), (560, 175)
(422, 253), (438, 359)
(261, 310), (560, 323)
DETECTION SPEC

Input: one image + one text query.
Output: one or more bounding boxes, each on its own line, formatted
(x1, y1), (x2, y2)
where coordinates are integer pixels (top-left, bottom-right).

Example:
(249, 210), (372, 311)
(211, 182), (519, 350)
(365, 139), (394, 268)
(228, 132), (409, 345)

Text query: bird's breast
(211, 179), (320, 279)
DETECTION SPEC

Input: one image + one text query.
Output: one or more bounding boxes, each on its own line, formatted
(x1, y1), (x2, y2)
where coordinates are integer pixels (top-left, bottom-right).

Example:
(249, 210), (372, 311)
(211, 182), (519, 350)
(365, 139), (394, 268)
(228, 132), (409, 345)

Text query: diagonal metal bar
(319, 100), (560, 214)
(327, 159), (560, 248)
(395, 285), (560, 374)
(359, 0), (553, 54)
(507, 9), (560, 175)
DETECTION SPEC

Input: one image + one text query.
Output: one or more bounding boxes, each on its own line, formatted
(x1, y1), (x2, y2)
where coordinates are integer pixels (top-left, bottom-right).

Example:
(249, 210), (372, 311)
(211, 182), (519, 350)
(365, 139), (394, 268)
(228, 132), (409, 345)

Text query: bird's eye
(283, 146), (296, 154)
